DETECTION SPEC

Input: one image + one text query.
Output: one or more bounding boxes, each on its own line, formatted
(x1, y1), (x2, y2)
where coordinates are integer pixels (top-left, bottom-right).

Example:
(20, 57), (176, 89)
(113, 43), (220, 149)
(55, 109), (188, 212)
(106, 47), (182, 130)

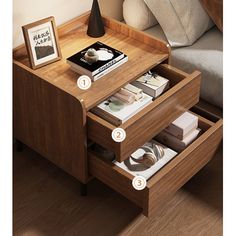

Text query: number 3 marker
(132, 176), (146, 190)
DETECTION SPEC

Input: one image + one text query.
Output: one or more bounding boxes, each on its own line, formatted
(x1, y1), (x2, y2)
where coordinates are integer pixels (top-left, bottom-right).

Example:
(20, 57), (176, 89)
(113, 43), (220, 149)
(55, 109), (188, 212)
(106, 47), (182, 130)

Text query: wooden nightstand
(13, 12), (223, 217)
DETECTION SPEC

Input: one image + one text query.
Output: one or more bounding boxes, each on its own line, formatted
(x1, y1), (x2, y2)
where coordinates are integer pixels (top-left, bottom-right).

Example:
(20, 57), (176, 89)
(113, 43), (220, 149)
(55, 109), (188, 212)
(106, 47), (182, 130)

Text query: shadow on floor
(14, 144), (222, 236)
(182, 145), (223, 212)
(14, 146), (141, 236)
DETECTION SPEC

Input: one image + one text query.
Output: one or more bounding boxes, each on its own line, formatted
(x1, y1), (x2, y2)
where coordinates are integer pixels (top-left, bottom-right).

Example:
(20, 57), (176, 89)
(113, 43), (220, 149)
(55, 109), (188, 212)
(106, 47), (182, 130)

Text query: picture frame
(22, 16), (62, 69)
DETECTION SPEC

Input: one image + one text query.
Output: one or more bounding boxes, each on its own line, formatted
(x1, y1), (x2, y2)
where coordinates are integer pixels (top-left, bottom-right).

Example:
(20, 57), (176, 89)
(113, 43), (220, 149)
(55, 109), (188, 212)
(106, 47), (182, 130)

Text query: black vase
(87, 0), (105, 38)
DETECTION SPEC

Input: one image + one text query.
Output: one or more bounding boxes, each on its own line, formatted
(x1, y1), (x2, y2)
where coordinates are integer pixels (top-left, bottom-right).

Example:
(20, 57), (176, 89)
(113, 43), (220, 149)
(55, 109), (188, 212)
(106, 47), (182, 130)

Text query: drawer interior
(87, 64), (201, 162)
(88, 112), (223, 217)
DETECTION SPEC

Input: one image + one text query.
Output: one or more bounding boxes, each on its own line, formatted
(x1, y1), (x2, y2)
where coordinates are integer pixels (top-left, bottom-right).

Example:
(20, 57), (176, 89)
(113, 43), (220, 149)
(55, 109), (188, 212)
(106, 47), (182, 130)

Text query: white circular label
(77, 75), (91, 90)
(111, 128), (126, 143)
(132, 176), (147, 191)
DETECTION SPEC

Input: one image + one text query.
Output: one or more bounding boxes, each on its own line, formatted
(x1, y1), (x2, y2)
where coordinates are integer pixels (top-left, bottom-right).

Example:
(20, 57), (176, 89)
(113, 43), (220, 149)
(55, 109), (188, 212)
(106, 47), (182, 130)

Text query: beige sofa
(100, 0), (223, 110)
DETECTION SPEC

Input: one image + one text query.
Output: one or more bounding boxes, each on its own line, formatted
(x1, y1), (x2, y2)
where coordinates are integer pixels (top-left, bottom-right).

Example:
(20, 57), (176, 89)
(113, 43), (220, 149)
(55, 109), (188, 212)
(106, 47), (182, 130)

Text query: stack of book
(91, 84), (153, 126)
(91, 70), (170, 125)
(156, 112), (201, 152)
(131, 71), (169, 98)
(67, 41), (128, 81)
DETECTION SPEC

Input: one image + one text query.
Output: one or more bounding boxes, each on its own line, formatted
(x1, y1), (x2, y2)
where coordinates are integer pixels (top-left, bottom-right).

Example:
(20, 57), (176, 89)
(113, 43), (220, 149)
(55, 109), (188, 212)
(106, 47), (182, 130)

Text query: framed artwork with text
(22, 16), (61, 69)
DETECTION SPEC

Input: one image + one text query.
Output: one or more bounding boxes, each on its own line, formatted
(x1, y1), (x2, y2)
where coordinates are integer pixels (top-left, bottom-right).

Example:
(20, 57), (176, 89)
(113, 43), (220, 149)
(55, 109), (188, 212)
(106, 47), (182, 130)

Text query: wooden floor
(14, 144), (223, 236)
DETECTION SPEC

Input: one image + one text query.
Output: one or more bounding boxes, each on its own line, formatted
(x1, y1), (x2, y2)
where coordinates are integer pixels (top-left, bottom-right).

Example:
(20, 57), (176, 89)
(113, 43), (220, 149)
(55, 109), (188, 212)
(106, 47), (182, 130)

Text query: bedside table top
(13, 12), (170, 110)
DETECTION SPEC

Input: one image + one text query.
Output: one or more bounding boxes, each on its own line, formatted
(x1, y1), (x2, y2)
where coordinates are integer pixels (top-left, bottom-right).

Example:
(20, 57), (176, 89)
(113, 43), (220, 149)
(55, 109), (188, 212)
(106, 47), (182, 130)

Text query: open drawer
(89, 113), (223, 217)
(87, 64), (201, 162)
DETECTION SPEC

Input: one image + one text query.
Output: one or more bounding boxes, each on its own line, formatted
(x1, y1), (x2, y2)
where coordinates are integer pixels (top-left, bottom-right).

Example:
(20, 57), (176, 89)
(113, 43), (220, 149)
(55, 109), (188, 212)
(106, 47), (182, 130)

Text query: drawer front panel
(88, 65), (201, 162)
(144, 118), (223, 216)
(89, 114), (223, 217)
(89, 151), (144, 207)
(118, 72), (200, 161)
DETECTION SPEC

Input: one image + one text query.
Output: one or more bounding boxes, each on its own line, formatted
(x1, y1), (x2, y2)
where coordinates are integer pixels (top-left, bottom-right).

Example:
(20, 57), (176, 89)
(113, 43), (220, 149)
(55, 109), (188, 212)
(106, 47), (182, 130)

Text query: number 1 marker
(77, 75), (91, 90)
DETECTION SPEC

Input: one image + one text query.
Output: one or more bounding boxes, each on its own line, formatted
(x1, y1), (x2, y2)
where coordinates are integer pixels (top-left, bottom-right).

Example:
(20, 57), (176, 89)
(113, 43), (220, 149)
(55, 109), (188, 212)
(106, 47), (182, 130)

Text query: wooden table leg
(80, 183), (87, 196)
(16, 139), (23, 152)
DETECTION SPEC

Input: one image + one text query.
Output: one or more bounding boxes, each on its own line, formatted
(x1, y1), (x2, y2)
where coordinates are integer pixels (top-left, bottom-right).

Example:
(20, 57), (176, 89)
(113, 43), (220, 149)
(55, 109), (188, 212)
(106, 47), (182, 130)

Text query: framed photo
(22, 16), (61, 69)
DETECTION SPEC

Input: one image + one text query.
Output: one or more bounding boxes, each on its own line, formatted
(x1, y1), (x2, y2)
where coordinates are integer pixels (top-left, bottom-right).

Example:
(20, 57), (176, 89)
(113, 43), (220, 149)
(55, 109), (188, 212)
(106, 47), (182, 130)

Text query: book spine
(131, 81), (155, 98)
(165, 123), (198, 140)
(154, 82), (169, 98)
(156, 128), (201, 152)
(67, 61), (92, 76)
(124, 84), (142, 95)
(165, 119), (198, 139)
(92, 54), (124, 76)
(67, 54), (124, 77)
(165, 124), (183, 139)
(93, 57), (128, 81)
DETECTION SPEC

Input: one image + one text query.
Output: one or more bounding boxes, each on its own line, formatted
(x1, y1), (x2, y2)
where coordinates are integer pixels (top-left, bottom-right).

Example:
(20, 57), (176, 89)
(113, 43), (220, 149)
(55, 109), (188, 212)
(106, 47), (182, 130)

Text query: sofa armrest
(99, 0), (124, 21)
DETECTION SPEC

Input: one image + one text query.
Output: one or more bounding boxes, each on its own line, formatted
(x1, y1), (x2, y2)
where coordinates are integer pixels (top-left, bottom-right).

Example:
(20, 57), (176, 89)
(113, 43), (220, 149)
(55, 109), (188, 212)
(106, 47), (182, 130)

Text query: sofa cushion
(123, 0), (158, 30)
(144, 26), (223, 108)
(144, 24), (168, 42)
(144, 0), (214, 47)
(100, 0), (124, 21)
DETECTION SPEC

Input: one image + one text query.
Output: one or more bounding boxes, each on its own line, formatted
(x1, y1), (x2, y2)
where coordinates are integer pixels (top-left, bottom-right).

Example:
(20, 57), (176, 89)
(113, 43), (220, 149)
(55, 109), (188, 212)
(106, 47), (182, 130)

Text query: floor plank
(14, 145), (222, 236)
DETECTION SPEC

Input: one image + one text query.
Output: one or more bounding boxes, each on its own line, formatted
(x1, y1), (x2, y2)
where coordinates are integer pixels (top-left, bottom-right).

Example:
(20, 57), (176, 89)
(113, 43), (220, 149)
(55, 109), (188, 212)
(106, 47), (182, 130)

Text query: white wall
(13, 0), (93, 48)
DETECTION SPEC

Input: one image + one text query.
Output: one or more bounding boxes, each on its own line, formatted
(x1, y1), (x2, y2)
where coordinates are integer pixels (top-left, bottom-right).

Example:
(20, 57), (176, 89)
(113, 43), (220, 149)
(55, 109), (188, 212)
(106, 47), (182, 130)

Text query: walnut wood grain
(88, 113), (223, 217)
(14, 143), (223, 236)
(13, 12), (223, 219)
(155, 64), (189, 83)
(191, 99), (223, 122)
(88, 151), (145, 208)
(87, 64), (201, 162)
(13, 61), (88, 183)
(144, 119), (223, 217)
(13, 12), (169, 111)
(102, 14), (170, 55)
(13, 12), (170, 185)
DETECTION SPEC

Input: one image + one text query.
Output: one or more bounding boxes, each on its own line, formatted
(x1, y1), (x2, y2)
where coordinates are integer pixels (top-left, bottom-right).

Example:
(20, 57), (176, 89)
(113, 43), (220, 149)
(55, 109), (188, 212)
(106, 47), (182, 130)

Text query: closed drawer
(87, 64), (201, 162)
(89, 113), (223, 217)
